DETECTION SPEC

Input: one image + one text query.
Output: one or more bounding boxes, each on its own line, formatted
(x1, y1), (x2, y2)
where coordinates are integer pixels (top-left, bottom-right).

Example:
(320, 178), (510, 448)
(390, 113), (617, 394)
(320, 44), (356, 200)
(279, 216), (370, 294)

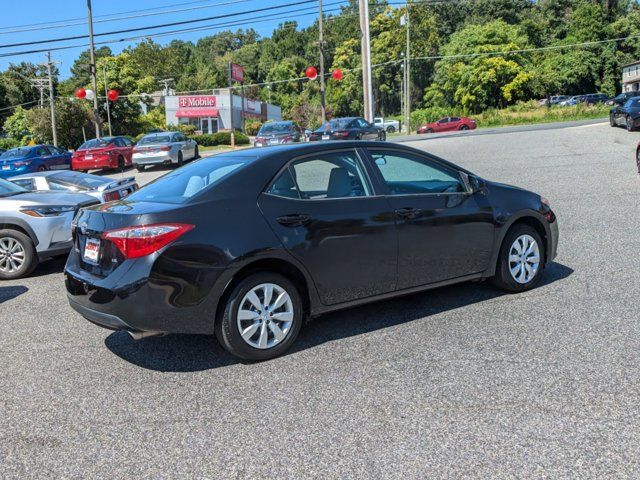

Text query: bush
(177, 124), (197, 136)
(191, 133), (217, 146)
(0, 137), (19, 150)
(190, 130), (250, 147)
(245, 120), (262, 136)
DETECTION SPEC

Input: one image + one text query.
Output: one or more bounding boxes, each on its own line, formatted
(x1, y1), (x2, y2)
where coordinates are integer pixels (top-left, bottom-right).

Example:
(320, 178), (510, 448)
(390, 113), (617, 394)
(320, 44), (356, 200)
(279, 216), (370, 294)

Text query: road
(2, 121), (640, 478)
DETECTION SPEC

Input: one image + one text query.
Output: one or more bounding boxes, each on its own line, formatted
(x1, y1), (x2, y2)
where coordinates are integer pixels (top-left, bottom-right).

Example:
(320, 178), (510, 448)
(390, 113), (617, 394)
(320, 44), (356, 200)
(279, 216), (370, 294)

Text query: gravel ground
(1, 121), (639, 479)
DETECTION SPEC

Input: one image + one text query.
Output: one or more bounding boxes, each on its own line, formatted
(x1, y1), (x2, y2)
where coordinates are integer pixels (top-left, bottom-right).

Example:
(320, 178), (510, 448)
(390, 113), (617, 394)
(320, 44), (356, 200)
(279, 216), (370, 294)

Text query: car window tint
(36, 147), (49, 156)
(450, 117), (460, 122)
(357, 119), (369, 128)
(438, 118), (448, 124)
(114, 138), (125, 147)
(11, 178), (34, 190)
(266, 169), (300, 199)
(289, 151), (371, 199)
(369, 149), (465, 195)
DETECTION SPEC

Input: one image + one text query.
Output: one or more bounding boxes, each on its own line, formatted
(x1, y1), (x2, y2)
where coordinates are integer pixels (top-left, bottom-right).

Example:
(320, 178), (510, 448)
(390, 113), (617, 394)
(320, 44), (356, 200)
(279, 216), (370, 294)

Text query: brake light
(334, 131), (350, 137)
(160, 146), (171, 151)
(103, 191), (120, 202)
(103, 223), (194, 259)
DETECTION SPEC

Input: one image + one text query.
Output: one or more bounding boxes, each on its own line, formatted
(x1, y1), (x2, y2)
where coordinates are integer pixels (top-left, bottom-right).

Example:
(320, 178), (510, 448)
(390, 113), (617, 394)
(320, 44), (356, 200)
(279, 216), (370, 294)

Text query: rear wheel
(386, 126), (396, 133)
(0, 229), (37, 280)
(216, 272), (303, 361)
(117, 156), (125, 171)
(460, 125), (469, 130)
(491, 224), (545, 293)
(426, 128), (434, 134)
(194, 145), (199, 159)
(626, 116), (635, 132)
(135, 164), (145, 172)
(176, 151), (184, 167)
(636, 148), (640, 174)
(37, 165), (47, 172)
(379, 131), (386, 141)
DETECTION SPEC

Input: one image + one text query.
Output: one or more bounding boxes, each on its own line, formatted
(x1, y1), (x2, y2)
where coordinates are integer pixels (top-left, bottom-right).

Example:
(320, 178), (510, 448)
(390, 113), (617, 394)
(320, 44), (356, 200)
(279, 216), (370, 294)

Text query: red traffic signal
(305, 66), (318, 80)
(332, 68), (343, 80)
(75, 88), (87, 99)
(107, 89), (119, 101)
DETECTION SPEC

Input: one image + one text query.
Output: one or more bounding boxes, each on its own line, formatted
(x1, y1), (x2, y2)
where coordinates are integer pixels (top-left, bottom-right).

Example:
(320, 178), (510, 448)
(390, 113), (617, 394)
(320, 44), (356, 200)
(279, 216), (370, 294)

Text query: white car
(132, 132), (199, 172)
(10, 171), (138, 203)
(373, 117), (401, 133)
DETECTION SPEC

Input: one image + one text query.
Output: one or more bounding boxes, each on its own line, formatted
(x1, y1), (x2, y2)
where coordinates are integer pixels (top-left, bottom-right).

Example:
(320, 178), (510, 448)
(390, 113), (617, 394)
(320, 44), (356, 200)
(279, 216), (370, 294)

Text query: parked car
(374, 117), (400, 133)
(308, 117), (385, 141)
(132, 131), (198, 172)
(66, 141), (558, 361)
(9, 170), (138, 203)
(0, 178), (98, 279)
(610, 97), (640, 131)
(539, 95), (570, 106)
(560, 93), (607, 106)
(606, 91), (638, 106)
(636, 141), (640, 174)
(72, 136), (134, 172)
(0, 149), (5, 155)
(254, 121), (302, 147)
(417, 116), (477, 134)
(0, 145), (71, 179)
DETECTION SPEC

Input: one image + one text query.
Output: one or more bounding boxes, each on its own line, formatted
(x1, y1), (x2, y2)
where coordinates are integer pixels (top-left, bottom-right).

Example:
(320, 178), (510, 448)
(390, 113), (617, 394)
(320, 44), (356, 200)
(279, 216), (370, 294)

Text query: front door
(258, 149), (398, 305)
(365, 147), (495, 289)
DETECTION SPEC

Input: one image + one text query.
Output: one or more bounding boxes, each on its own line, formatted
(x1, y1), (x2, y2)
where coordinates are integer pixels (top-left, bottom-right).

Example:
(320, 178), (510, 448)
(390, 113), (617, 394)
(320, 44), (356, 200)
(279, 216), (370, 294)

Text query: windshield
(316, 119), (352, 132)
(0, 147), (32, 159)
(259, 123), (293, 134)
(138, 134), (172, 145)
(48, 172), (107, 191)
(126, 156), (252, 204)
(624, 99), (640, 108)
(79, 138), (112, 150)
(0, 178), (27, 197)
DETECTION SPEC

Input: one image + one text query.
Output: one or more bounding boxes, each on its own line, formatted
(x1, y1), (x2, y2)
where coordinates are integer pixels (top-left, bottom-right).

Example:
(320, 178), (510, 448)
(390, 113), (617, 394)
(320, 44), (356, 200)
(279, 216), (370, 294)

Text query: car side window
(11, 178), (34, 190)
(368, 149), (466, 195)
(267, 151), (371, 200)
(450, 117), (460, 122)
(438, 118), (449, 124)
(114, 138), (125, 147)
(357, 119), (369, 128)
(36, 147), (49, 156)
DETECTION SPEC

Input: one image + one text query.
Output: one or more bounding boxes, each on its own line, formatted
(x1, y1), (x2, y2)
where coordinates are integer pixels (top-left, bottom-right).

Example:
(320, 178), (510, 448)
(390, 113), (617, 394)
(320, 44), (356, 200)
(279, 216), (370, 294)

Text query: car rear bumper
(72, 156), (115, 170)
(133, 154), (174, 165)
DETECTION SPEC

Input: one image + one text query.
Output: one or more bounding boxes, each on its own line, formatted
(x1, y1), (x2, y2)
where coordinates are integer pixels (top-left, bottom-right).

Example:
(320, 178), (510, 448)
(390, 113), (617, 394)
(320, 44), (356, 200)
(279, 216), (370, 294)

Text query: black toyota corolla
(65, 141), (558, 361)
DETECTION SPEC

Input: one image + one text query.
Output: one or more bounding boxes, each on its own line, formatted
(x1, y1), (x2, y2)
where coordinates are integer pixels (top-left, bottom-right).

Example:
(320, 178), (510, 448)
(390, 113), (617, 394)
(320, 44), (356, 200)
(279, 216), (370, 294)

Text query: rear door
(364, 147), (495, 289)
(258, 148), (398, 306)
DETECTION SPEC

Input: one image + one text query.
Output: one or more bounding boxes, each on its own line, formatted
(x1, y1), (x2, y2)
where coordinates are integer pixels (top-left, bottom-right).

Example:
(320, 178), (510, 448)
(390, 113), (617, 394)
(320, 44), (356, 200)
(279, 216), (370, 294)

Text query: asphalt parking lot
(2, 121), (640, 478)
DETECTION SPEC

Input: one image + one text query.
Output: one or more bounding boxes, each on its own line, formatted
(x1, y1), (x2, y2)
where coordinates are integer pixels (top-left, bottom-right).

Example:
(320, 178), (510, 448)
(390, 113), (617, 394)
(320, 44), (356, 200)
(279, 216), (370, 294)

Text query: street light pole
(401, 6), (411, 134)
(359, 0), (374, 122)
(46, 51), (58, 147)
(318, 0), (326, 122)
(103, 62), (112, 137)
(87, 0), (100, 138)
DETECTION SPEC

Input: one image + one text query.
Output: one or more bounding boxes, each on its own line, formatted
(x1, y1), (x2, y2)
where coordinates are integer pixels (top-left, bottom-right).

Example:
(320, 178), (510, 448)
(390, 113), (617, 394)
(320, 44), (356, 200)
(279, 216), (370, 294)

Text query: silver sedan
(132, 132), (199, 172)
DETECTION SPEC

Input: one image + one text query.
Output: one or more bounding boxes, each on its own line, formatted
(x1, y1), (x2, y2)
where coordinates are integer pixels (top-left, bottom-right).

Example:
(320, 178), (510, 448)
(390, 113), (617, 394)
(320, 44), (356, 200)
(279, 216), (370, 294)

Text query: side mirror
(461, 172), (484, 193)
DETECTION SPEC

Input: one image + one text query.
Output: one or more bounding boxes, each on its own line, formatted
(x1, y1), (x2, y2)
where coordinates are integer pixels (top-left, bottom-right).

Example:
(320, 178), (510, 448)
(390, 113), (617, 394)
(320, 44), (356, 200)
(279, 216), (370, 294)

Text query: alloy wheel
(508, 234), (540, 284)
(236, 283), (294, 349)
(0, 237), (26, 274)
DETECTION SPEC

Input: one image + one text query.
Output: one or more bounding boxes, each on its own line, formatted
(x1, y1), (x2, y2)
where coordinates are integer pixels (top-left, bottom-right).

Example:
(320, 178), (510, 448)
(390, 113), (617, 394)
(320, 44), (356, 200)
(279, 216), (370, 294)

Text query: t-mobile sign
(178, 96), (217, 108)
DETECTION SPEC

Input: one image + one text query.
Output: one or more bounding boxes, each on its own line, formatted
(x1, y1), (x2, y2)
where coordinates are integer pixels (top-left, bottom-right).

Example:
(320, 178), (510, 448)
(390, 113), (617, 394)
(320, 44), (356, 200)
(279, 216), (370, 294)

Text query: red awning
(176, 108), (218, 118)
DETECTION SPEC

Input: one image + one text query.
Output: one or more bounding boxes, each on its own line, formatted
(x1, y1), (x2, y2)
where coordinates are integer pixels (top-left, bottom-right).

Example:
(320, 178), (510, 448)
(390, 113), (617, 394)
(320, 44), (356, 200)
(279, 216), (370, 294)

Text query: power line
(0, 100), (39, 112)
(0, 0), (320, 49)
(0, 0), (258, 35)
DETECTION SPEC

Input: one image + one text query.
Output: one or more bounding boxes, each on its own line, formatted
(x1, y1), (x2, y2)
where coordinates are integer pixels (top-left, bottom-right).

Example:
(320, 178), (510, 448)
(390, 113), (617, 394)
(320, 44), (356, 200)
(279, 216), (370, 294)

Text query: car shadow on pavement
(104, 261), (573, 372)
(0, 285), (28, 304)
(30, 256), (67, 278)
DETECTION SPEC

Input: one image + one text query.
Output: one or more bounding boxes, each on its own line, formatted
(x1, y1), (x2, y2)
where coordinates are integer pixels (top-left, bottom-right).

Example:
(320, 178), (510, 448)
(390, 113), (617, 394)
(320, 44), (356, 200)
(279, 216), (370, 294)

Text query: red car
(417, 116), (477, 134)
(72, 136), (134, 172)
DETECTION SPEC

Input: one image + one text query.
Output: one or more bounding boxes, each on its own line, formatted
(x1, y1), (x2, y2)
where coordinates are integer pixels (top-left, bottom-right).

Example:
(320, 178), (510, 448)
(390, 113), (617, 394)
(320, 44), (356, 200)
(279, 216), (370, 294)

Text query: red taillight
(281, 136), (292, 142)
(160, 146), (171, 151)
(103, 191), (120, 202)
(132, 147), (141, 153)
(334, 131), (349, 137)
(102, 223), (194, 259)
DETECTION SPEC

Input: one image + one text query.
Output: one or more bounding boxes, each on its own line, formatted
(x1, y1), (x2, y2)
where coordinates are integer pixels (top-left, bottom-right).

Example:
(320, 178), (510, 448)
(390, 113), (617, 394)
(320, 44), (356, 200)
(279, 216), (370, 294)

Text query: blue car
(0, 145), (72, 179)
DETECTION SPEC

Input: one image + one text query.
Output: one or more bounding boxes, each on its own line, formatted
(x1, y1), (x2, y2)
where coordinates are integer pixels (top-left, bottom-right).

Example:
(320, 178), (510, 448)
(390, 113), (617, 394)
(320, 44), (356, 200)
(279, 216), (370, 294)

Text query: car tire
(380, 131), (386, 141)
(491, 224), (545, 293)
(460, 125), (469, 130)
(636, 148), (640, 174)
(176, 151), (184, 167)
(610, 114), (616, 127)
(38, 165), (47, 172)
(0, 229), (38, 280)
(194, 146), (199, 159)
(426, 128), (434, 134)
(135, 164), (145, 172)
(117, 156), (125, 171)
(386, 126), (396, 133)
(626, 116), (635, 132)
(216, 272), (304, 361)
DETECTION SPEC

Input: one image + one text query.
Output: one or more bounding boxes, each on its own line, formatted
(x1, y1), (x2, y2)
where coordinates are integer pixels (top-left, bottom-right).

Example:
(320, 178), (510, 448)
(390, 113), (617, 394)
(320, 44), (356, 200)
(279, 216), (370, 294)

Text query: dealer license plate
(322, 134), (330, 141)
(83, 237), (101, 264)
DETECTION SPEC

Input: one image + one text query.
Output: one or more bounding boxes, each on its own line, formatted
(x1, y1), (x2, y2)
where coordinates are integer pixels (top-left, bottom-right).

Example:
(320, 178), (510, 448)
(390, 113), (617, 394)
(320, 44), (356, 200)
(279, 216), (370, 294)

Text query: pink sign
(231, 63), (244, 83)
(178, 96), (216, 108)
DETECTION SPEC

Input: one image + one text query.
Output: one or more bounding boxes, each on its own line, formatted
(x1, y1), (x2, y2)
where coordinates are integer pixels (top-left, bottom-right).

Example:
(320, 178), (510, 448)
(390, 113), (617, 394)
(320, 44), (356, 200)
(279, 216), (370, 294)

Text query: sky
(0, 0), (332, 78)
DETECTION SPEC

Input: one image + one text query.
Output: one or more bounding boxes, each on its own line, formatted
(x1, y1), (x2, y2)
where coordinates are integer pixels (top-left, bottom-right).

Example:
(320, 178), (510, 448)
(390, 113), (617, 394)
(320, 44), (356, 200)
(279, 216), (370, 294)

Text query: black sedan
(605, 91), (637, 106)
(610, 97), (640, 131)
(65, 142), (559, 361)
(308, 117), (385, 142)
(254, 121), (302, 147)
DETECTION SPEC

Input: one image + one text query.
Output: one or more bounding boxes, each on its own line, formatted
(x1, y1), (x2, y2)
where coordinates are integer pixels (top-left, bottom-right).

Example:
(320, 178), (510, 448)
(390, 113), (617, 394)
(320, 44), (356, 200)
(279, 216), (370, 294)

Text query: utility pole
(318, 0), (326, 122)
(29, 79), (47, 109)
(159, 78), (174, 97)
(102, 62), (112, 137)
(401, 6), (411, 134)
(45, 52), (58, 147)
(87, 0), (100, 138)
(359, 0), (373, 122)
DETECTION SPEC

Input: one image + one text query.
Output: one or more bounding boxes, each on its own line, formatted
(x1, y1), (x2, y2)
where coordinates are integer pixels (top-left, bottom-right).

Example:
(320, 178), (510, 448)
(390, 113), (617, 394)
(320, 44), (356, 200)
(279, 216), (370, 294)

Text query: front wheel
(610, 114), (616, 127)
(37, 165), (47, 172)
(117, 156), (125, 171)
(216, 272), (304, 361)
(176, 151), (184, 167)
(0, 229), (37, 280)
(627, 116), (635, 132)
(379, 131), (386, 141)
(491, 224), (545, 293)
(386, 126), (396, 133)
(459, 125), (469, 131)
(194, 145), (199, 159)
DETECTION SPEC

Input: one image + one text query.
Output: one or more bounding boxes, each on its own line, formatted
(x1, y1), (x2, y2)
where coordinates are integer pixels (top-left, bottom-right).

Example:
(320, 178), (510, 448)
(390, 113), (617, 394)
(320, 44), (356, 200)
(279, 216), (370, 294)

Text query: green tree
(26, 100), (93, 149)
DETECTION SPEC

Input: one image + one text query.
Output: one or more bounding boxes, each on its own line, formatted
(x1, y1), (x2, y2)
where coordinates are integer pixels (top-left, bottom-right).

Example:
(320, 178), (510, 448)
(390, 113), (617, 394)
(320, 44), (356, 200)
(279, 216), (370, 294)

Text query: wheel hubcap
(237, 283), (294, 349)
(508, 234), (540, 284)
(0, 237), (26, 273)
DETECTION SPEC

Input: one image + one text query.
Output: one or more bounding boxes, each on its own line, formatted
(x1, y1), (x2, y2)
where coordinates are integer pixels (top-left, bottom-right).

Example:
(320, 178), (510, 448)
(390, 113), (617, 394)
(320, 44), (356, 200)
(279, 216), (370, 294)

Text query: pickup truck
(374, 117), (400, 133)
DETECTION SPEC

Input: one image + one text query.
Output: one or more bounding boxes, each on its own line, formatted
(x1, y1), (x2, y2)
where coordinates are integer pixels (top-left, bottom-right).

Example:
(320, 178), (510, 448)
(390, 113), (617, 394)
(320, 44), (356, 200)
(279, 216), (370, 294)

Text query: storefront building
(165, 90), (282, 134)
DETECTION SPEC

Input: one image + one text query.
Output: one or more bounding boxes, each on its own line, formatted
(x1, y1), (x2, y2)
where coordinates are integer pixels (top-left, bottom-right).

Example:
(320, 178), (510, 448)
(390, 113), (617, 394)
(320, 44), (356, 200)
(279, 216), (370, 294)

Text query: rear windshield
(48, 172), (107, 191)
(125, 157), (251, 204)
(315, 119), (351, 132)
(259, 123), (293, 134)
(0, 147), (32, 159)
(79, 138), (112, 150)
(138, 134), (172, 145)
